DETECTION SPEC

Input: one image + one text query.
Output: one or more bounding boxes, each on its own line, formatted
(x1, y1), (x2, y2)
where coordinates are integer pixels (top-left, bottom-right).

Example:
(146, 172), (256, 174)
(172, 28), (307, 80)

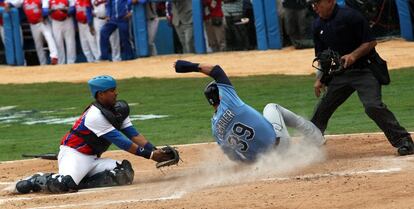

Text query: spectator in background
(92, 0), (121, 62)
(281, 0), (314, 49)
(203, 0), (225, 52)
(75, 0), (100, 62)
(243, 0), (256, 49)
(145, 1), (159, 56)
(100, 0), (134, 61)
(7, 0), (59, 65)
(167, 0), (194, 53)
(165, 1), (183, 54)
(44, 0), (77, 64)
(222, 0), (249, 51)
(0, 0), (7, 48)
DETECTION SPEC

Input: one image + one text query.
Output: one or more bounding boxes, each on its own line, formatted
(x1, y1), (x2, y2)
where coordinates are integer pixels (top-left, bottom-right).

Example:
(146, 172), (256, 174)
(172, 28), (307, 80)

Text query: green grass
(0, 68), (413, 161)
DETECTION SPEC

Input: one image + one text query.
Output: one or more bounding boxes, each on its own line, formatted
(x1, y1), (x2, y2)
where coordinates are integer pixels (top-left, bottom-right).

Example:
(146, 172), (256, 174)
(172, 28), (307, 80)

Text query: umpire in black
(308, 0), (413, 155)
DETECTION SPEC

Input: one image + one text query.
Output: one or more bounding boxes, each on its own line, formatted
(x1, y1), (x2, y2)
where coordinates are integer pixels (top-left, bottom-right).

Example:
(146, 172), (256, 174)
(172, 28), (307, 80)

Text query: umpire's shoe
(397, 137), (414, 156)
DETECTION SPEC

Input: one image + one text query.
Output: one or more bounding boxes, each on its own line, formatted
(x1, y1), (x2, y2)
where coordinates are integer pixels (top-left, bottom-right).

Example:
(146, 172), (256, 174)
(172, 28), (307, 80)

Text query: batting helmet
(88, 75), (117, 98)
(204, 81), (220, 106)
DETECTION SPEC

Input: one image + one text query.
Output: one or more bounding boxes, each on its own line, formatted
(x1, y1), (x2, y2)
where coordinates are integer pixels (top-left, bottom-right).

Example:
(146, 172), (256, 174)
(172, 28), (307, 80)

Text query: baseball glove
(312, 48), (344, 76)
(155, 146), (180, 169)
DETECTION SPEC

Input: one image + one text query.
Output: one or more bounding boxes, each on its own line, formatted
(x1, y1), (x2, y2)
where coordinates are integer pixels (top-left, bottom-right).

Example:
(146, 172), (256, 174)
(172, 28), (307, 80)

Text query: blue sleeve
(209, 65), (232, 86)
(102, 129), (133, 151)
(121, 126), (140, 139)
(68, 6), (75, 15)
(127, 0), (132, 11)
(106, 0), (111, 17)
(217, 83), (244, 108)
(86, 7), (93, 25)
(42, 8), (49, 17)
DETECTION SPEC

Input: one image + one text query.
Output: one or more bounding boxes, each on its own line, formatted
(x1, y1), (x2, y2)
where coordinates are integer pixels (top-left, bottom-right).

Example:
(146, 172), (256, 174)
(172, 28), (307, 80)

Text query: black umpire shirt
(312, 4), (375, 67)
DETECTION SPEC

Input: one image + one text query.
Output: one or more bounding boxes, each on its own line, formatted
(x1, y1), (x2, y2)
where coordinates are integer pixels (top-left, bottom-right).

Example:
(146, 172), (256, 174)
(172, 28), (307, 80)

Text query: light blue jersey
(212, 83), (277, 162)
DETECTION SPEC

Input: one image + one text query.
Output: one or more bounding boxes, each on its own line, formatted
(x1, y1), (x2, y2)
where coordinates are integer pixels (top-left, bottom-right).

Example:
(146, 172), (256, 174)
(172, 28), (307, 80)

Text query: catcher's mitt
(312, 48), (344, 76)
(155, 146), (180, 169)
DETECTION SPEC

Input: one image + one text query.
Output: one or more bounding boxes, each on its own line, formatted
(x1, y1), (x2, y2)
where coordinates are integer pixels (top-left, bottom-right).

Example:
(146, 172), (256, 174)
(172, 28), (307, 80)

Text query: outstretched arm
(174, 60), (231, 85)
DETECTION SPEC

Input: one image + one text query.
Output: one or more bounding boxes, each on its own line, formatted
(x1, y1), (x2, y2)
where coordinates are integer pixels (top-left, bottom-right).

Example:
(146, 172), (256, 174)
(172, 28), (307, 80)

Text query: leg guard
(46, 174), (78, 193)
(15, 173), (53, 194)
(78, 160), (134, 190)
(263, 103), (291, 150)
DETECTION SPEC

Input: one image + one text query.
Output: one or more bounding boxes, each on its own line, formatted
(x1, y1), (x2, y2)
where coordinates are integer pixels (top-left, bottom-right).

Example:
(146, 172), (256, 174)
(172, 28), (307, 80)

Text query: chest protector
(71, 100), (130, 157)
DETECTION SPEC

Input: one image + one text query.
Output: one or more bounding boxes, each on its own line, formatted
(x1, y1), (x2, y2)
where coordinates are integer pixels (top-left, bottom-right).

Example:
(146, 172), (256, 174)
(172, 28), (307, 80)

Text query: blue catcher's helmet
(204, 81), (220, 106)
(88, 75), (117, 98)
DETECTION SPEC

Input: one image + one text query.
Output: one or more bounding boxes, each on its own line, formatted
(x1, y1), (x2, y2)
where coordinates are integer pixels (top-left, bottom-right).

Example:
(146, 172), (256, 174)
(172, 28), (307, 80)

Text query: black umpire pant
(311, 68), (411, 148)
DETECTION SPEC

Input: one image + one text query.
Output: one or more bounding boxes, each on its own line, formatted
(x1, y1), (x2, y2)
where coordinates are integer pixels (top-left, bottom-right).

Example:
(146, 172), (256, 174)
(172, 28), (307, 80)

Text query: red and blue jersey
(75, 0), (92, 24)
(23, 0), (43, 24)
(61, 109), (94, 155)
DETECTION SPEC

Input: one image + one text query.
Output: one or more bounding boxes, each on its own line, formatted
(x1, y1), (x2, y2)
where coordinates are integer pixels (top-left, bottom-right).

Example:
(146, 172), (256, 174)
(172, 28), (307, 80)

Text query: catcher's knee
(78, 160), (134, 190)
(112, 160), (134, 185)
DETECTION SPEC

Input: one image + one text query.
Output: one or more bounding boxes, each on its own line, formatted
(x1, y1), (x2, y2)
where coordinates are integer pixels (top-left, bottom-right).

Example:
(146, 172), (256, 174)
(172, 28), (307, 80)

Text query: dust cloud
(158, 139), (326, 197)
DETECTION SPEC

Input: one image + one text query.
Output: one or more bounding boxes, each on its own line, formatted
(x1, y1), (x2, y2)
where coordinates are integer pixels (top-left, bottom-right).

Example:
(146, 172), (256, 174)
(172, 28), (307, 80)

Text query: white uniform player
(15, 75), (176, 194)
(12, 0), (59, 65)
(57, 104), (131, 184)
(75, 0), (99, 62)
(92, 0), (120, 61)
(44, 0), (77, 64)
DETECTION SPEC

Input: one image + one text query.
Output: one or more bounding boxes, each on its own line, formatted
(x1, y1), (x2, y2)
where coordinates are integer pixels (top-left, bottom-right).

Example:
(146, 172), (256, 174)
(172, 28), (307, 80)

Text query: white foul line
(26, 191), (186, 209)
(262, 167), (402, 182)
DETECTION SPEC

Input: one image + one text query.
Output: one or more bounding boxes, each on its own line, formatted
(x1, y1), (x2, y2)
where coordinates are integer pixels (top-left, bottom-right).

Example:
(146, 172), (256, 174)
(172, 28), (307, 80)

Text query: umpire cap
(88, 75), (117, 98)
(204, 81), (220, 106)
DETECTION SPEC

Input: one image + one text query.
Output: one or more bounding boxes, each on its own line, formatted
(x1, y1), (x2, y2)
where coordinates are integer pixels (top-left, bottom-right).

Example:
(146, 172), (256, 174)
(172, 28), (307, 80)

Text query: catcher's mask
(312, 49), (344, 75)
(204, 81), (220, 106)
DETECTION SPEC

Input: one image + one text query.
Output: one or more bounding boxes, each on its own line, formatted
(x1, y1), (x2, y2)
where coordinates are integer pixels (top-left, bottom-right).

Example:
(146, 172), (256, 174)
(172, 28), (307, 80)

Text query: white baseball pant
(263, 103), (326, 148)
(30, 21), (58, 65)
(78, 22), (99, 62)
(94, 17), (121, 61)
(51, 18), (77, 64)
(147, 17), (159, 56)
(57, 145), (118, 185)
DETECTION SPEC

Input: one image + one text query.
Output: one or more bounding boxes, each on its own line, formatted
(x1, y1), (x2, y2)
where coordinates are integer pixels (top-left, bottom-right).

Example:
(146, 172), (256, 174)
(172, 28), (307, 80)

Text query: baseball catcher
(15, 75), (179, 194)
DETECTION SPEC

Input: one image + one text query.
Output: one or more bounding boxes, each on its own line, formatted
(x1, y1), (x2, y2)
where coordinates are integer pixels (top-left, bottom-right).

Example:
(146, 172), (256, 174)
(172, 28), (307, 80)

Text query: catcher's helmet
(204, 81), (220, 106)
(88, 75), (117, 98)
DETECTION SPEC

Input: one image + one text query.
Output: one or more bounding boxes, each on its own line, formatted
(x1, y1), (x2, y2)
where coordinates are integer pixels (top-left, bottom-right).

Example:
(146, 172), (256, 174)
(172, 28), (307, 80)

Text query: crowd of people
(0, 0), (318, 65)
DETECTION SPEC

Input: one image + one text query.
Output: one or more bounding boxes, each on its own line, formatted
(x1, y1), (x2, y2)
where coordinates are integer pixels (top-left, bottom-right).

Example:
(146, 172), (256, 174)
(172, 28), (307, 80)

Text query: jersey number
(227, 123), (254, 152)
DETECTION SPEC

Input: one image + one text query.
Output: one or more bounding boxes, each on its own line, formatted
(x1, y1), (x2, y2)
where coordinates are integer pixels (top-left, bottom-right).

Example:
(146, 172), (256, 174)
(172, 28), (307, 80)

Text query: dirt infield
(0, 134), (414, 209)
(0, 39), (413, 208)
